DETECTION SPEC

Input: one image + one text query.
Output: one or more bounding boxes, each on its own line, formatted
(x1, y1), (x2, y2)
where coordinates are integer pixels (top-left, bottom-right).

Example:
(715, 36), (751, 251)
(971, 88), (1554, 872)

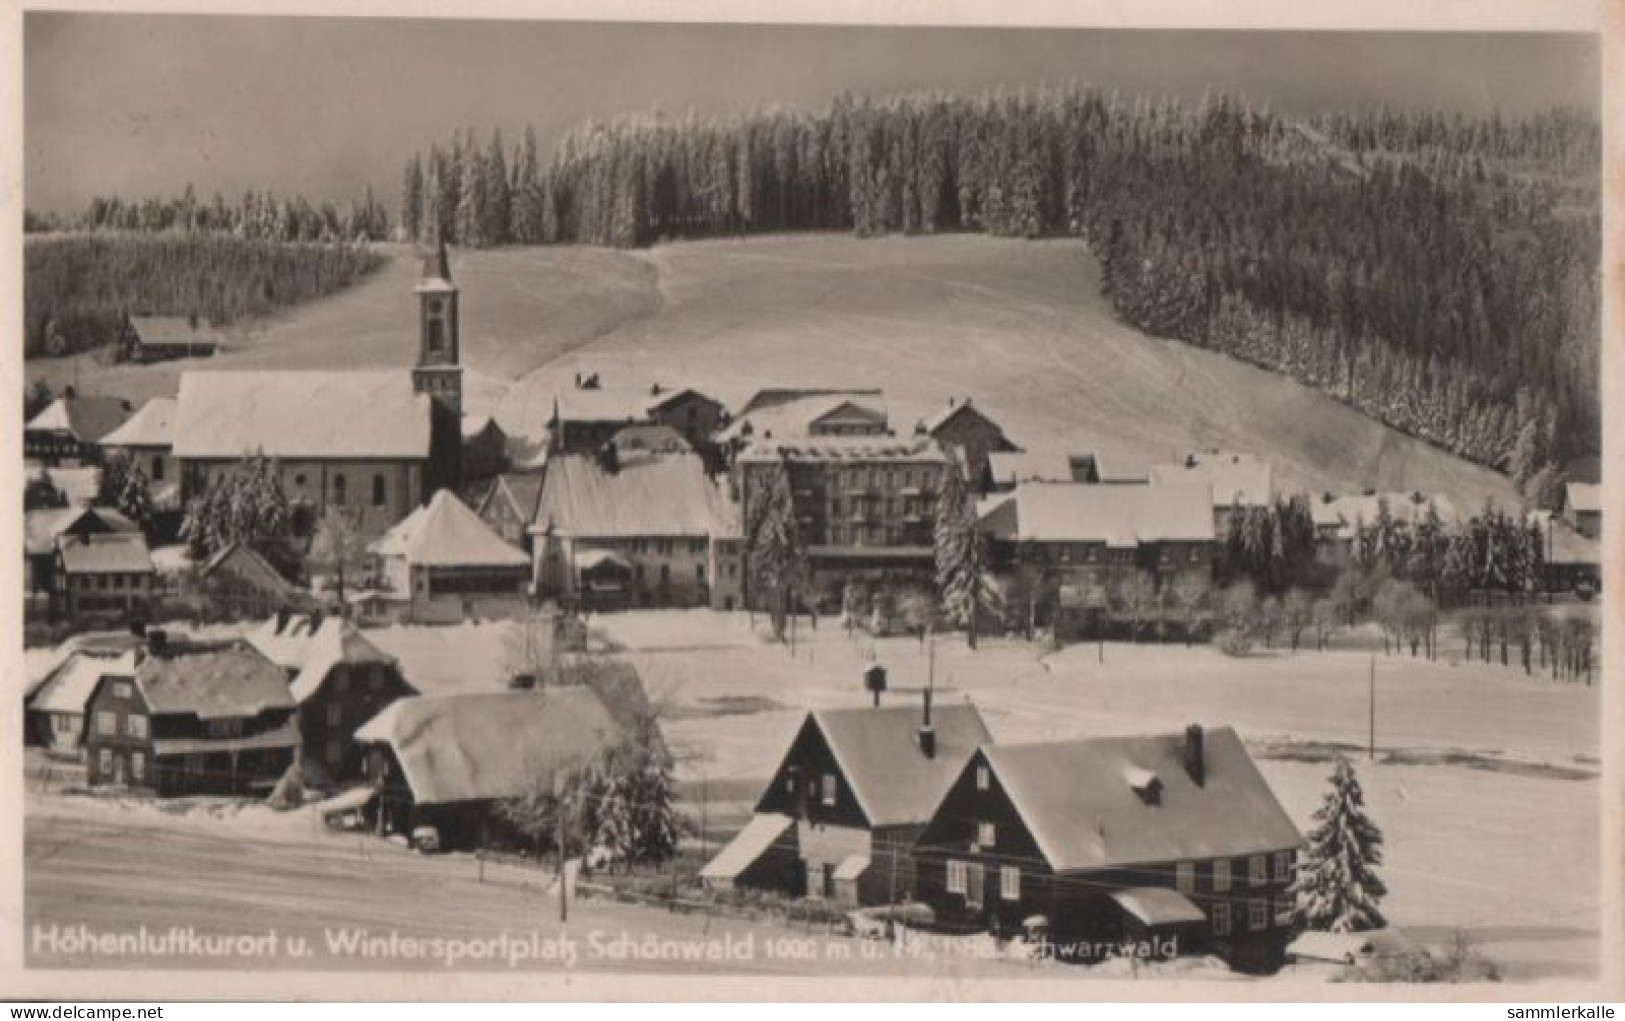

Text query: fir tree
(1291, 756), (1389, 932)
(115, 462), (155, 530)
(744, 461), (808, 641)
(400, 154), (424, 243)
(933, 451), (998, 649)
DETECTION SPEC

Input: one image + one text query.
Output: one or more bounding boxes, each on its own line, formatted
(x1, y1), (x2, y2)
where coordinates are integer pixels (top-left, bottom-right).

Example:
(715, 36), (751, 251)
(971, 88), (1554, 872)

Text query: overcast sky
(24, 14), (1600, 215)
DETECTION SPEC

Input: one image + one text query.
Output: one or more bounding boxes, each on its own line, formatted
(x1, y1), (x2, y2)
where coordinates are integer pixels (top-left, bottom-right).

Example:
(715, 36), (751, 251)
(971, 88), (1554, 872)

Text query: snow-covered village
(14, 12), (1608, 994)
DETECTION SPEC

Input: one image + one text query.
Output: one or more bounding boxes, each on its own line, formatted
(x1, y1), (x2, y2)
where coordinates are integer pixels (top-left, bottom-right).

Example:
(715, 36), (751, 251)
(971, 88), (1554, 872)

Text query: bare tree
(308, 504), (368, 609)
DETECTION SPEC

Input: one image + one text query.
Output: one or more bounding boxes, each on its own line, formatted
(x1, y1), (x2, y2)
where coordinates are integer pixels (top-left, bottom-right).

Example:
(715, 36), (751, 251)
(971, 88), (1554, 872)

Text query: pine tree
(400, 154), (424, 243)
(744, 462), (808, 641)
(1291, 756), (1389, 932)
(115, 462), (155, 530)
(482, 129), (511, 245)
(933, 451), (997, 648)
(458, 134), (487, 248)
(511, 126), (545, 243)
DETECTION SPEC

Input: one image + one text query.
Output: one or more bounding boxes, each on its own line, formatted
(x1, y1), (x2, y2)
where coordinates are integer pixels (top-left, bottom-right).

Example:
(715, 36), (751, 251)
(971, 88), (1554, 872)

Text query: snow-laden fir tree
(1291, 755), (1388, 932)
(933, 451), (998, 649)
(744, 461), (808, 642)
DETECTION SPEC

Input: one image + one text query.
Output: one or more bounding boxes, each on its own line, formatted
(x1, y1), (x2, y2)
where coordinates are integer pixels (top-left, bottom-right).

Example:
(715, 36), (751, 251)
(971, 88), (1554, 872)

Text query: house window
(112, 681), (131, 699)
(96, 711), (116, 736)
(1190, 547), (1201, 564)
(1212, 902), (1232, 936)
(1274, 851), (1292, 883)
(1176, 862), (1195, 894)
(1249, 854), (1267, 887)
(97, 749), (112, 775)
(821, 774), (837, 807)
(1249, 899), (1269, 931)
(326, 703), (342, 727)
(151, 456), (165, 483)
(332, 474), (347, 505)
(976, 822), (996, 848)
(696, 564), (706, 582)
(372, 474), (387, 507)
(130, 752), (146, 781)
(124, 715), (147, 739)
(1214, 859), (1232, 892)
(54, 714), (74, 734)
(975, 765), (990, 791)
(1000, 866), (1021, 901)
(946, 860), (968, 895)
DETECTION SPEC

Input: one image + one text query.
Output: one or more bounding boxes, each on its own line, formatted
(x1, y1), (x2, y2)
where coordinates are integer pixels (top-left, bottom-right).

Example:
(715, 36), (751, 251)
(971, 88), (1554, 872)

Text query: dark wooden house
(288, 618), (416, 786)
(82, 634), (300, 797)
(702, 697), (991, 908)
(913, 725), (1302, 973)
(120, 316), (219, 364)
(24, 393), (134, 466)
(923, 397), (1021, 488)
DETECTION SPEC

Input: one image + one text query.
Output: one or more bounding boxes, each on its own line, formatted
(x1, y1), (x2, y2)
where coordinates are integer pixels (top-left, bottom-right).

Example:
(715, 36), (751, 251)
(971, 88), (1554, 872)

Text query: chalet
(355, 687), (638, 849)
(1562, 482), (1601, 539)
(1530, 510), (1601, 594)
(720, 389), (889, 447)
(913, 725), (1302, 973)
(53, 532), (157, 621)
(983, 451), (1147, 491)
(363, 489), (531, 623)
(978, 481), (1215, 598)
(531, 452), (734, 610)
(921, 397), (1021, 486)
(475, 472), (545, 549)
(702, 698), (992, 908)
(1149, 452), (1272, 538)
(546, 378), (727, 455)
(287, 618), (417, 785)
(24, 393), (133, 465)
(25, 648), (139, 754)
(460, 414), (511, 486)
(82, 634), (301, 796)
(25, 505), (138, 596)
(735, 436), (947, 599)
(119, 315), (219, 364)
(1310, 492), (1461, 567)
(197, 542), (310, 618)
(170, 244), (464, 534)
(99, 397), (182, 511)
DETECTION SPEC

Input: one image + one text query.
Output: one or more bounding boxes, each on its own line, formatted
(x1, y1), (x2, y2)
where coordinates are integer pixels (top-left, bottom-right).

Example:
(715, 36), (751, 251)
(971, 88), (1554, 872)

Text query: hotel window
(372, 474), (387, 507)
(1211, 902), (1232, 936)
(976, 822), (996, 848)
(1214, 859), (1232, 892)
(975, 765), (990, 791)
(1000, 866), (1021, 901)
(130, 752), (146, 781)
(1249, 899), (1269, 931)
(1249, 854), (1267, 887)
(96, 711), (116, 736)
(124, 715), (147, 739)
(1175, 862), (1195, 894)
(332, 474), (347, 505)
(821, 774), (837, 807)
(946, 860), (968, 895)
(1274, 851), (1292, 883)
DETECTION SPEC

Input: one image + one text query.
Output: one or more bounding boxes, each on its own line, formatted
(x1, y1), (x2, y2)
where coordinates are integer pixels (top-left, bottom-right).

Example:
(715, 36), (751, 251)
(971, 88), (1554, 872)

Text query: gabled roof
(289, 617), (405, 703)
(101, 397), (177, 449)
(922, 398), (1010, 440)
(737, 387), (883, 417)
(1565, 481), (1602, 515)
(735, 435), (946, 465)
(26, 396), (133, 443)
(28, 649), (140, 717)
(129, 642), (296, 721)
(200, 542), (303, 598)
(26, 505), (138, 556)
(479, 472), (545, 524)
(1149, 454), (1273, 510)
(777, 703), (992, 828)
(985, 451), (1139, 486)
(978, 727), (1301, 874)
(646, 387), (723, 413)
(128, 316), (217, 349)
(720, 391), (890, 443)
(533, 453), (732, 538)
(370, 490), (529, 568)
(172, 371), (432, 459)
(982, 482), (1214, 544)
(57, 533), (155, 575)
(354, 688), (632, 806)
(30, 466), (101, 507)
(246, 613), (325, 672)
(461, 413), (506, 441)
(553, 386), (661, 424)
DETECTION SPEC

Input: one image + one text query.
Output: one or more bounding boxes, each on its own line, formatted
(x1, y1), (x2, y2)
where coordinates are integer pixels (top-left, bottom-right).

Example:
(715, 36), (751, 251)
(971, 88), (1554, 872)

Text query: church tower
(414, 239), (463, 494)
(413, 239), (462, 416)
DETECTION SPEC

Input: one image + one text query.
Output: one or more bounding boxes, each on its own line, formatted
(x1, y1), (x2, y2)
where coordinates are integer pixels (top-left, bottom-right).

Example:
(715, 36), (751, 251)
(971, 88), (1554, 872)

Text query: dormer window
(1125, 765), (1162, 805)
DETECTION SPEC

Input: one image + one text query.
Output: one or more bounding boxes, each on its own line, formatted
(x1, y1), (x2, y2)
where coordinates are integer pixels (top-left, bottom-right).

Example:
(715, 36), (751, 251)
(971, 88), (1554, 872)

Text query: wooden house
(24, 393), (134, 466)
(913, 725), (1301, 973)
(1148, 452), (1273, 539)
(1563, 482), (1601, 539)
(286, 617), (416, 785)
(460, 414), (512, 487)
(99, 396), (180, 510)
(25, 505), (138, 597)
(364, 489), (531, 623)
(24, 647), (139, 754)
(702, 697), (991, 908)
(475, 472), (545, 549)
(922, 397), (1021, 487)
(82, 634), (300, 796)
(198, 542), (310, 618)
(120, 316), (219, 363)
(53, 532), (157, 621)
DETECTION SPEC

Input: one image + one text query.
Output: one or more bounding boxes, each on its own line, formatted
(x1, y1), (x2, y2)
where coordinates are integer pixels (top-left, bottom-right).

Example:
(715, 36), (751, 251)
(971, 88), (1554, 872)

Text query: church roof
(172, 371), (433, 460)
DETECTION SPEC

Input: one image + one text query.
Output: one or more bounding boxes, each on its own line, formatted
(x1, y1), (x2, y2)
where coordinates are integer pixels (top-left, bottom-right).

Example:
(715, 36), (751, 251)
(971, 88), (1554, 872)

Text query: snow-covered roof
(288, 617), (403, 703)
(26, 396), (134, 443)
(370, 490), (529, 568)
(735, 435), (946, 465)
(101, 397), (177, 449)
(534, 453), (733, 538)
(28, 650), (139, 717)
(1149, 454), (1273, 509)
(720, 391), (889, 443)
(172, 371), (432, 459)
(983, 482), (1214, 544)
(57, 533), (155, 575)
(1565, 481), (1601, 515)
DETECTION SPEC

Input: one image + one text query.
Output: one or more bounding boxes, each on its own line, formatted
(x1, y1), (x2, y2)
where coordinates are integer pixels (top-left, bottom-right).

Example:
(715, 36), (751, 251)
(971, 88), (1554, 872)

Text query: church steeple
(413, 238), (462, 415)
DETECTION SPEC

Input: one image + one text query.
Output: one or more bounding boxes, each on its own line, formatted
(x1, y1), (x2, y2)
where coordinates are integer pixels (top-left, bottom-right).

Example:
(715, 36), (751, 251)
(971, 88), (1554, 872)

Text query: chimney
(146, 628), (168, 657)
(918, 686), (936, 759)
(1184, 724), (1205, 787)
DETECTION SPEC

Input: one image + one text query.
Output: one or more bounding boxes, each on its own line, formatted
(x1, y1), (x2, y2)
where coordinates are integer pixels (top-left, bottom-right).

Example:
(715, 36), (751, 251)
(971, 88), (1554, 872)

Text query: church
(170, 244), (465, 537)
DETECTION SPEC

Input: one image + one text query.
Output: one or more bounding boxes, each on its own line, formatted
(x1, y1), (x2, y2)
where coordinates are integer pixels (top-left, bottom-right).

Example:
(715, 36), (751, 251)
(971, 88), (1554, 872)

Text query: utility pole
(554, 769), (569, 924)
